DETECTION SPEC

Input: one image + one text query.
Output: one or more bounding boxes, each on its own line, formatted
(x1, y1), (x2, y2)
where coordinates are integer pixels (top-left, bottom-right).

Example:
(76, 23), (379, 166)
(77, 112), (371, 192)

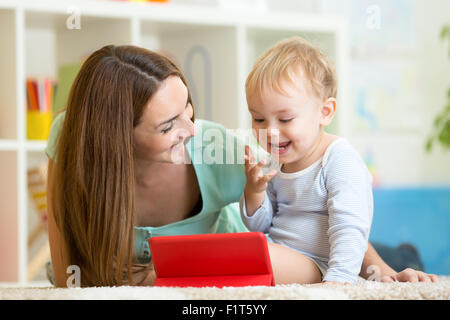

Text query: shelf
(25, 141), (47, 152)
(1, 0), (344, 27)
(141, 21), (240, 128)
(0, 0), (349, 285)
(0, 9), (17, 140)
(0, 140), (18, 151)
(246, 27), (337, 65)
(26, 150), (49, 283)
(25, 11), (133, 78)
(0, 151), (18, 282)
(0, 140), (47, 151)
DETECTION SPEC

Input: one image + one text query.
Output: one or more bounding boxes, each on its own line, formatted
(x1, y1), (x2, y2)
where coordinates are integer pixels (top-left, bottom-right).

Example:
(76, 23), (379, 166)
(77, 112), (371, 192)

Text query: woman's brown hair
(51, 45), (194, 286)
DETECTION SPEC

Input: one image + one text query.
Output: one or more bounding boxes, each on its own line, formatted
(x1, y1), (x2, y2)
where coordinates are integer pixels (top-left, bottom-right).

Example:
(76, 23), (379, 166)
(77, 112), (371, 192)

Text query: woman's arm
(360, 242), (439, 282)
(47, 159), (69, 287)
(359, 242), (396, 280)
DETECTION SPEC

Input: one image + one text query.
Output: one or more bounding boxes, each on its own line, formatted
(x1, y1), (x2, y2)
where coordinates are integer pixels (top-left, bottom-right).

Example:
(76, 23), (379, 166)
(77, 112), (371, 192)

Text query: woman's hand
(360, 243), (440, 284)
(380, 268), (439, 283)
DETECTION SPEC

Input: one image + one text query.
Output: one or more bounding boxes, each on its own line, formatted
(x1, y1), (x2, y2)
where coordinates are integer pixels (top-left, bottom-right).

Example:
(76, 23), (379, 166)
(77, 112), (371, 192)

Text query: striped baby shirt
(239, 138), (374, 284)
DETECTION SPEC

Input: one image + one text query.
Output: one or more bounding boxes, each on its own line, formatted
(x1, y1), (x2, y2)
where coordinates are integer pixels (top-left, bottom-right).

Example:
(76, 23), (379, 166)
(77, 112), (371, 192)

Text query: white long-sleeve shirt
(239, 138), (373, 283)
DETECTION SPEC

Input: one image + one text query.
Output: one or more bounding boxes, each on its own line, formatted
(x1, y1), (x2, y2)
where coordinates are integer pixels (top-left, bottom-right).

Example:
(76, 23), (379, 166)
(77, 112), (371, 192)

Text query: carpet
(1, 277), (449, 300)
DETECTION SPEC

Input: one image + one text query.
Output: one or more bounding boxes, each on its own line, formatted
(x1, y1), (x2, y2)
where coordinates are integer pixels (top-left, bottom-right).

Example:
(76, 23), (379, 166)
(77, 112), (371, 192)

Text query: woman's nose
(267, 127), (280, 140)
(185, 117), (196, 137)
(178, 116), (196, 139)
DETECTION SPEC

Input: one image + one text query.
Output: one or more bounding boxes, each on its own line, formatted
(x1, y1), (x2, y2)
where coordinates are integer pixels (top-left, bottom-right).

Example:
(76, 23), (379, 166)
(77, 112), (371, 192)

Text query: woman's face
(133, 76), (195, 164)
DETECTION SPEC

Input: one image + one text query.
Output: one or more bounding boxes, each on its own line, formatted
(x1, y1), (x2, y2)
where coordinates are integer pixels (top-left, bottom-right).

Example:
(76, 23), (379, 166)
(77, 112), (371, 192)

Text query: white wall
(414, 0), (450, 185)
(320, 0), (450, 186)
(175, 0), (450, 186)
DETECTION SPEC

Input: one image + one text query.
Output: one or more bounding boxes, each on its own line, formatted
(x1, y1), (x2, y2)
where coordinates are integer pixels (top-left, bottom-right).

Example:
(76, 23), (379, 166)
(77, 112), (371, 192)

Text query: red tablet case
(148, 232), (275, 288)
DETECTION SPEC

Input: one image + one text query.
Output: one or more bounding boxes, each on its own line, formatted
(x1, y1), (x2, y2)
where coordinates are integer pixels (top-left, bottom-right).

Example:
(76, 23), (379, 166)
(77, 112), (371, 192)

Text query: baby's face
(247, 72), (324, 166)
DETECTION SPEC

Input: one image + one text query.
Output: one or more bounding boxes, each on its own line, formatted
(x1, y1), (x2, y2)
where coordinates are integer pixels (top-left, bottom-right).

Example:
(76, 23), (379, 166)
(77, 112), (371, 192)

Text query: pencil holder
(27, 111), (52, 140)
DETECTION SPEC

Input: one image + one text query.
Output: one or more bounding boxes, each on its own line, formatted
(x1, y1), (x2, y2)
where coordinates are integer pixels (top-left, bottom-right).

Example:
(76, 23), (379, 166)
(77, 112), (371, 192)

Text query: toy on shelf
(27, 162), (50, 281)
(26, 78), (57, 141)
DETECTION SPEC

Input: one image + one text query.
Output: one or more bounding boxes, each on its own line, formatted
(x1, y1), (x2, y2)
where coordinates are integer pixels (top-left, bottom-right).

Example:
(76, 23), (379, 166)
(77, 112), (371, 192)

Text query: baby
(239, 37), (373, 284)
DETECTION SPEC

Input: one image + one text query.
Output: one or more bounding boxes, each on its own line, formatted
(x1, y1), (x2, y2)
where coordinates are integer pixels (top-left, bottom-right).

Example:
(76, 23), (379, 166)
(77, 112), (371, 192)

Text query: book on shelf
(53, 62), (82, 115)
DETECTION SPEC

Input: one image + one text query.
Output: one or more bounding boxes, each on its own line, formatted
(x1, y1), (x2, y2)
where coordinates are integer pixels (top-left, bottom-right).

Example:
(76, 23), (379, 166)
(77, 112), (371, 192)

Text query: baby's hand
(243, 145), (277, 194)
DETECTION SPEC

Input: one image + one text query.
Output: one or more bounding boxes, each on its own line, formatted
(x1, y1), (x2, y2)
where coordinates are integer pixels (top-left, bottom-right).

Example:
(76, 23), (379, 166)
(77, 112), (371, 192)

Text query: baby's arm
(240, 184), (277, 233)
(239, 146), (277, 232)
(323, 149), (374, 284)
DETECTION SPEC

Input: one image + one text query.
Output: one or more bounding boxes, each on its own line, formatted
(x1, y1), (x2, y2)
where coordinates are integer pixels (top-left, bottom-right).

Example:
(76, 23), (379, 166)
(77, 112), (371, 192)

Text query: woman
(46, 45), (438, 287)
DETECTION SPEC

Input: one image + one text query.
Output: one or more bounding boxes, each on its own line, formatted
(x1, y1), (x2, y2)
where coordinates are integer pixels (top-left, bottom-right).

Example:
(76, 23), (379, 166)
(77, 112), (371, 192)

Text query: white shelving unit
(0, 0), (348, 285)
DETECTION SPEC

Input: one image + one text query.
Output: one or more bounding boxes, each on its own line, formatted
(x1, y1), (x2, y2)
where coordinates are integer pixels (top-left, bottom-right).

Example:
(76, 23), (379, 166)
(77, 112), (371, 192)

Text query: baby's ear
(319, 98), (336, 126)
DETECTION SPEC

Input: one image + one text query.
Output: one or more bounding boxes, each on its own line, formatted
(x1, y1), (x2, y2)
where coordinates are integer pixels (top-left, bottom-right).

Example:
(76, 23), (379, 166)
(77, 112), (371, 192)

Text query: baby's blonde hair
(246, 36), (337, 101)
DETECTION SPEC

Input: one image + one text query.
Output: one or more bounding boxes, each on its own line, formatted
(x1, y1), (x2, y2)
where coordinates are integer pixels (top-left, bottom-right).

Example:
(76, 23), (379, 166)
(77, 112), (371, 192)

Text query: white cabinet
(0, 0), (347, 284)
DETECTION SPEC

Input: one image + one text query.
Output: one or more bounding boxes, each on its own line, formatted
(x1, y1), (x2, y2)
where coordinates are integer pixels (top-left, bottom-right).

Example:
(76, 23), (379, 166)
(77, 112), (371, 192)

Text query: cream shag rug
(1, 277), (449, 300)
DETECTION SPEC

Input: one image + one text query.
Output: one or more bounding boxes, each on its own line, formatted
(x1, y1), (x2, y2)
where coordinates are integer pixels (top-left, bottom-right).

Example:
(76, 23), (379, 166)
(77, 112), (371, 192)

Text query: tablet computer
(148, 232), (274, 288)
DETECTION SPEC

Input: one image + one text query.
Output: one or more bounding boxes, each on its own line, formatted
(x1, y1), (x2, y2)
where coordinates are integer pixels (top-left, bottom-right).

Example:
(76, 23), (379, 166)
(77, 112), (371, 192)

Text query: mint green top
(45, 112), (250, 264)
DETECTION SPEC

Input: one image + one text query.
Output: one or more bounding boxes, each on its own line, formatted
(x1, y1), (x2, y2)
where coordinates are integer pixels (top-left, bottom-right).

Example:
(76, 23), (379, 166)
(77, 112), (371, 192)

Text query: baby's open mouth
(269, 141), (291, 155)
(270, 141), (291, 150)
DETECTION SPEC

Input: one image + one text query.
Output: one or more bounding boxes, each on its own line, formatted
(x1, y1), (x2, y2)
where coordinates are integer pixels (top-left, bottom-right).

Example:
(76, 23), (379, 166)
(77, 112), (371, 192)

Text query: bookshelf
(0, 0), (348, 285)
